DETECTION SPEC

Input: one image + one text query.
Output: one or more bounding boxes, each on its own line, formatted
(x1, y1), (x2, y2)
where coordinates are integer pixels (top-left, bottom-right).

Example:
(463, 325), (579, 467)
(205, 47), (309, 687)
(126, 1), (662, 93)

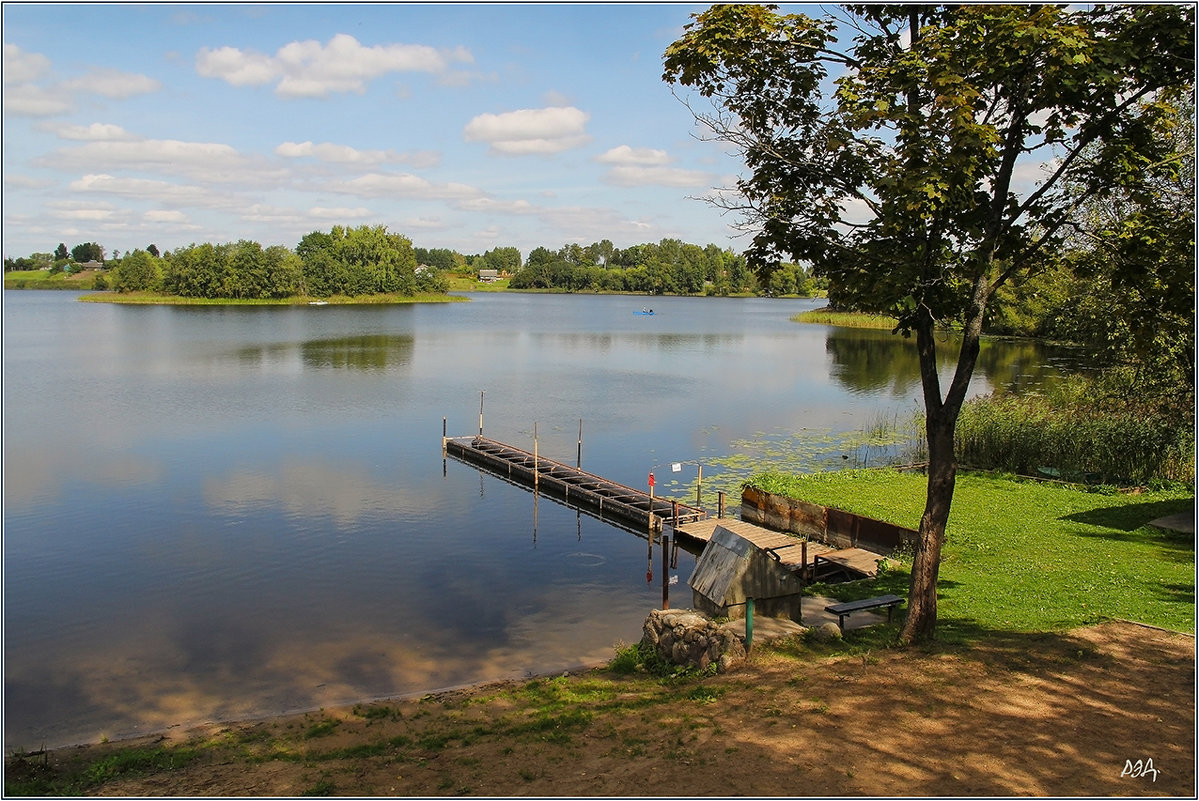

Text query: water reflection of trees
(236, 334), (415, 370)
(826, 328), (1079, 397)
(301, 334), (414, 370)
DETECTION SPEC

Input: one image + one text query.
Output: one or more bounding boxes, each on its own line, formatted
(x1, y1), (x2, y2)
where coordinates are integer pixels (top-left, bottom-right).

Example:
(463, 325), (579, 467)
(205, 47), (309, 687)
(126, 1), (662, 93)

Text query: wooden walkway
(444, 436), (707, 532)
(675, 517), (886, 580)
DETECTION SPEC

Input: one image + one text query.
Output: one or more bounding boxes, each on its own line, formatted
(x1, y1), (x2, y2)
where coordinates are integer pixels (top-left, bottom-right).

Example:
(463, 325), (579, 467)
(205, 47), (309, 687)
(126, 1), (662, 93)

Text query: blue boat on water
(635, 307), (655, 315)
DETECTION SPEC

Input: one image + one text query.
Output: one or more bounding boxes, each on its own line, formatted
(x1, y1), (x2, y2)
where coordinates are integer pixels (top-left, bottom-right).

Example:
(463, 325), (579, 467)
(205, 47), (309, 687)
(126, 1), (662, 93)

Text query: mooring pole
(577, 419), (583, 468)
(745, 598), (755, 652)
(533, 421), (539, 488)
(648, 473), (655, 536)
(718, 491), (726, 519)
(478, 390), (485, 437)
(661, 534), (670, 609)
(442, 417), (447, 452)
(672, 500), (679, 532)
(696, 464), (703, 508)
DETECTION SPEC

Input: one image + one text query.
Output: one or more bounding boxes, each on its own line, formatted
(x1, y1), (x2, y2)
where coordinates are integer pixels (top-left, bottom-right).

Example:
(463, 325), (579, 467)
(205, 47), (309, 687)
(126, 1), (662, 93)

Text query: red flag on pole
(648, 472), (655, 488)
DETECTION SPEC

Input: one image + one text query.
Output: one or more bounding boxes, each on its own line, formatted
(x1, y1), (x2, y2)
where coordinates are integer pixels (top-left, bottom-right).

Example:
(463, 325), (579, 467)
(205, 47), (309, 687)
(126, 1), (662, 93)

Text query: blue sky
(2, 3), (774, 260)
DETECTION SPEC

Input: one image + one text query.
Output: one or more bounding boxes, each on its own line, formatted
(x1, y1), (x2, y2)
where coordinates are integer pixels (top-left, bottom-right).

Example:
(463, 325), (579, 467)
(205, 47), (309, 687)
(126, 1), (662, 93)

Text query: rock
(811, 622), (843, 642)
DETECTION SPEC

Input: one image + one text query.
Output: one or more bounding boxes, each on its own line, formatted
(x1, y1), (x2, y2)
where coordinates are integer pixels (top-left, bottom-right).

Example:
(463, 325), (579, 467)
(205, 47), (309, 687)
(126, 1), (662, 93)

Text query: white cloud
(398, 216), (446, 230)
(144, 210), (189, 223)
(3, 84), (71, 117)
(68, 173), (229, 207)
(3, 44), (51, 84)
(275, 140), (432, 167)
(3, 45), (158, 117)
(595, 145), (711, 187)
(39, 137), (267, 184)
(462, 106), (590, 155)
(329, 172), (480, 200)
(195, 45), (280, 86)
(46, 200), (120, 222)
(53, 123), (138, 141)
(603, 165), (712, 188)
(196, 33), (472, 98)
(3, 174), (53, 189)
(308, 206), (372, 220)
(455, 197), (535, 214)
(595, 145), (671, 166)
(62, 68), (161, 99)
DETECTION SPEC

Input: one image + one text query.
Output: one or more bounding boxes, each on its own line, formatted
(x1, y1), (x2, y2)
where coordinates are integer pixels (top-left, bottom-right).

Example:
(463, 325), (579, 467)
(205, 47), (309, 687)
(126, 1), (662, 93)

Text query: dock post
(745, 598), (754, 652)
(672, 500), (679, 532)
(696, 464), (702, 508)
(649, 477), (655, 535)
(662, 535), (670, 609)
(577, 419), (583, 468)
(442, 417), (447, 453)
(533, 422), (539, 488)
(718, 491), (726, 519)
(478, 391), (485, 437)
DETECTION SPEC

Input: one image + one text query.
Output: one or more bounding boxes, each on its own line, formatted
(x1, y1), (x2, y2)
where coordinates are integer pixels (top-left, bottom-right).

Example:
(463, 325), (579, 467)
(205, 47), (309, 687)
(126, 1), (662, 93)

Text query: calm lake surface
(3, 290), (1073, 748)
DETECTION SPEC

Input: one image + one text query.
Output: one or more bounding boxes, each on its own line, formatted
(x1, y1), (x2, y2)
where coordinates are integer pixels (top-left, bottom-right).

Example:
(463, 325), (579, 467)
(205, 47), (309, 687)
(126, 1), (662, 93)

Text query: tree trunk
(901, 410), (957, 643)
(901, 282), (987, 644)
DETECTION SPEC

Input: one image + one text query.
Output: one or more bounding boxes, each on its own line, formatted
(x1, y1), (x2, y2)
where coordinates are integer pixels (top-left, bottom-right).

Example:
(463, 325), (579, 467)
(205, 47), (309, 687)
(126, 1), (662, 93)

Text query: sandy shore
(9, 619), (1193, 797)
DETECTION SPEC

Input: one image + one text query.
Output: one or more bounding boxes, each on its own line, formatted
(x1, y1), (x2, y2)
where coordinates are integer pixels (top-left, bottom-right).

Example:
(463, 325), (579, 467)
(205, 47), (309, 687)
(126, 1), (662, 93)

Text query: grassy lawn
(745, 469), (1195, 639)
(4, 269), (103, 289)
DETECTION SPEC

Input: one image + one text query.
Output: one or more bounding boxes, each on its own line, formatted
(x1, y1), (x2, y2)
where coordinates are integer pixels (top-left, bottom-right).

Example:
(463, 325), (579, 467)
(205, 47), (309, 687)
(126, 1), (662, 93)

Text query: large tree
(664, 4), (1194, 641)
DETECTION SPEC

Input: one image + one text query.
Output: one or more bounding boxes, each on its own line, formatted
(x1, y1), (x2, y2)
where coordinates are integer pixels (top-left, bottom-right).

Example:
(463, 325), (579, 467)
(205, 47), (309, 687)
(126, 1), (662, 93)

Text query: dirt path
(13, 621), (1194, 797)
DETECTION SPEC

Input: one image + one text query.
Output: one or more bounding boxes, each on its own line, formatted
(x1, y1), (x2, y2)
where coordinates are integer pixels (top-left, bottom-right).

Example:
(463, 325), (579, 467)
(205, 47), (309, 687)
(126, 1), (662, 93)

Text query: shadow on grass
(1060, 498), (1194, 564)
(1062, 497), (1193, 532)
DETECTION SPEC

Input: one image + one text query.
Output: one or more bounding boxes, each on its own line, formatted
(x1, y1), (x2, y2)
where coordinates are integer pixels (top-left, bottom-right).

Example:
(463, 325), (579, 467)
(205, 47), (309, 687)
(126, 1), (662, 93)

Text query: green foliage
(296, 225), (419, 297)
(110, 249), (162, 292)
(163, 241), (301, 299)
(955, 385), (1195, 484)
(69, 242), (104, 263)
(509, 238), (754, 295)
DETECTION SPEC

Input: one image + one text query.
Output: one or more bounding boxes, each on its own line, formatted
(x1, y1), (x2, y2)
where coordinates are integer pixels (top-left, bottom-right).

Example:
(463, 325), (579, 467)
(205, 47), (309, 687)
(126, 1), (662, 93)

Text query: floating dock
(444, 435), (707, 532)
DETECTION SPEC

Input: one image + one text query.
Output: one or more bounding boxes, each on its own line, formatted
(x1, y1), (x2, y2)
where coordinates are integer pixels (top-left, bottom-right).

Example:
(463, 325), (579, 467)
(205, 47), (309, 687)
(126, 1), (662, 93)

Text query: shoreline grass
(791, 307), (899, 329)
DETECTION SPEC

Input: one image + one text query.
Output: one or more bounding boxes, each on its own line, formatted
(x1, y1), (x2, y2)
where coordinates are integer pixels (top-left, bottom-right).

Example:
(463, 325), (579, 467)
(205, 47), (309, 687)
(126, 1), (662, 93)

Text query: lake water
(2, 290), (1072, 748)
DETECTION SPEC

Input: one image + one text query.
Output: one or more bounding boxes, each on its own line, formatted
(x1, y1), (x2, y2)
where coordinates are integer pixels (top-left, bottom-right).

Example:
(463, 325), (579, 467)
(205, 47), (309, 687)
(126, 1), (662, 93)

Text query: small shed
(478, 268), (499, 283)
(689, 525), (804, 622)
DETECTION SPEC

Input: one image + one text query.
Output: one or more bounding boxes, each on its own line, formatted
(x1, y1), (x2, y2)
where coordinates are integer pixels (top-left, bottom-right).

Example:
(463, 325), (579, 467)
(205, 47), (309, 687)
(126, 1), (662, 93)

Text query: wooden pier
(674, 518), (886, 581)
(444, 435), (707, 532)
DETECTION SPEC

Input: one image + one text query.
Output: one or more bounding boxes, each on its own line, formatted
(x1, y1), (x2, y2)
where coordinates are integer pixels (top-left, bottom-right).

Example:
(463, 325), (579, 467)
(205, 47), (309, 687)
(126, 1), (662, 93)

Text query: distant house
(478, 269), (499, 283)
(76, 260), (104, 271)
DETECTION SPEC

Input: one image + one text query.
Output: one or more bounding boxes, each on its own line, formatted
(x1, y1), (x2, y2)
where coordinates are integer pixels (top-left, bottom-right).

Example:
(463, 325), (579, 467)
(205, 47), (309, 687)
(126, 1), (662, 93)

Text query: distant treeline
(505, 240), (825, 296)
(97, 226), (448, 299)
(8, 229), (828, 299)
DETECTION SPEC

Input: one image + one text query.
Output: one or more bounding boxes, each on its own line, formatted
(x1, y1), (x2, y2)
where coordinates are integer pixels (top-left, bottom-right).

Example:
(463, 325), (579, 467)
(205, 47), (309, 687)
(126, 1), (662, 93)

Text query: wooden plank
(818, 548), (885, 578)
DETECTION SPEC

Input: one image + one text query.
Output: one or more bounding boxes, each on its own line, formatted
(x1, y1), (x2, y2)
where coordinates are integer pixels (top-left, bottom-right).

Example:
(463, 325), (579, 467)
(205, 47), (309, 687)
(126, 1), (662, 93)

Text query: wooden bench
(824, 594), (904, 631)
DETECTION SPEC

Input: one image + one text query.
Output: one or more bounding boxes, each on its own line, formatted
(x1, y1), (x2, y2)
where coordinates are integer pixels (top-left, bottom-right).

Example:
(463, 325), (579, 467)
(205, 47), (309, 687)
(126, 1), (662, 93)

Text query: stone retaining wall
(640, 609), (747, 673)
(741, 486), (917, 553)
